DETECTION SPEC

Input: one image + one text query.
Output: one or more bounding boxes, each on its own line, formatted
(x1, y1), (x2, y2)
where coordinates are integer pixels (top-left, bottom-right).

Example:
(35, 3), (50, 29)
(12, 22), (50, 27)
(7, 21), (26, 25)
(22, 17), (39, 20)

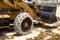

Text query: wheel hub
(21, 17), (32, 32)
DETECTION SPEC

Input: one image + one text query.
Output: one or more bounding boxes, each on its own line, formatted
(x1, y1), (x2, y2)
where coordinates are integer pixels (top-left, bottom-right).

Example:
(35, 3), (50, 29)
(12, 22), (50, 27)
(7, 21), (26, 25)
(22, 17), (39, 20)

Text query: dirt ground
(0, 24), (60, 40)
(27, 27), (60, 40)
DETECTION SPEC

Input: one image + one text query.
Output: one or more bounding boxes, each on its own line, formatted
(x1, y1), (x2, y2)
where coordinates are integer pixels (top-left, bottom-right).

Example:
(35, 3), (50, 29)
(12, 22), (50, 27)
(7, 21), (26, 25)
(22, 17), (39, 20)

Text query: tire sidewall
(14, 12), (33, 35)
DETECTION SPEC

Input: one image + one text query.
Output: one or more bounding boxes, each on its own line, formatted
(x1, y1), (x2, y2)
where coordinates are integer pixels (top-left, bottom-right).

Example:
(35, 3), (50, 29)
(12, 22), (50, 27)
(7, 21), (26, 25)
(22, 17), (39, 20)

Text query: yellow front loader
(0, 0), (57, 35)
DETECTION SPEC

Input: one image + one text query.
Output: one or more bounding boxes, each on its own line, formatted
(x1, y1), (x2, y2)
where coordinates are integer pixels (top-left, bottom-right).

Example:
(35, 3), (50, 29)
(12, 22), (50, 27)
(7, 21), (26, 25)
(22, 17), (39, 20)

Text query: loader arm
(3, 0), (39, 19)
(33, 2), (40, 13)
(3, 0), (14, 7)
(17, 2), (38, 19)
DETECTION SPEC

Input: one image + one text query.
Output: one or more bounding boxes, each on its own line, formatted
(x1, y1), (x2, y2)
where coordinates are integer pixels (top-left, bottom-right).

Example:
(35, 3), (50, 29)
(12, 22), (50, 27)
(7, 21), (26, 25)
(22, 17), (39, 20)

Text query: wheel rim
(21, 17), (32, 32)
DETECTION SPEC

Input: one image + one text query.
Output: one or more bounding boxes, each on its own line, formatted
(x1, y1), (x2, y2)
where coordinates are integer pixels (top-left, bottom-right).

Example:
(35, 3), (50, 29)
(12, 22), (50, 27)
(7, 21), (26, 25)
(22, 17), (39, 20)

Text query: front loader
(0, 0), (57, 35)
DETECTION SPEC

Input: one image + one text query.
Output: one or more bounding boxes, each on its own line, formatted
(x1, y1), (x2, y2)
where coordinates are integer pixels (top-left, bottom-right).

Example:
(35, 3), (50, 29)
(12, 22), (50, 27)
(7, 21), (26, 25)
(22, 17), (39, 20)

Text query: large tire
(14, 12), (33, 35)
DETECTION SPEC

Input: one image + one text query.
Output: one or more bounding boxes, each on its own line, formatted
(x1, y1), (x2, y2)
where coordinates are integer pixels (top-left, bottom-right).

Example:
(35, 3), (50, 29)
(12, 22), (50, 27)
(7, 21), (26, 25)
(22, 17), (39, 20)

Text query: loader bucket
(40, 5), (57, 23)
